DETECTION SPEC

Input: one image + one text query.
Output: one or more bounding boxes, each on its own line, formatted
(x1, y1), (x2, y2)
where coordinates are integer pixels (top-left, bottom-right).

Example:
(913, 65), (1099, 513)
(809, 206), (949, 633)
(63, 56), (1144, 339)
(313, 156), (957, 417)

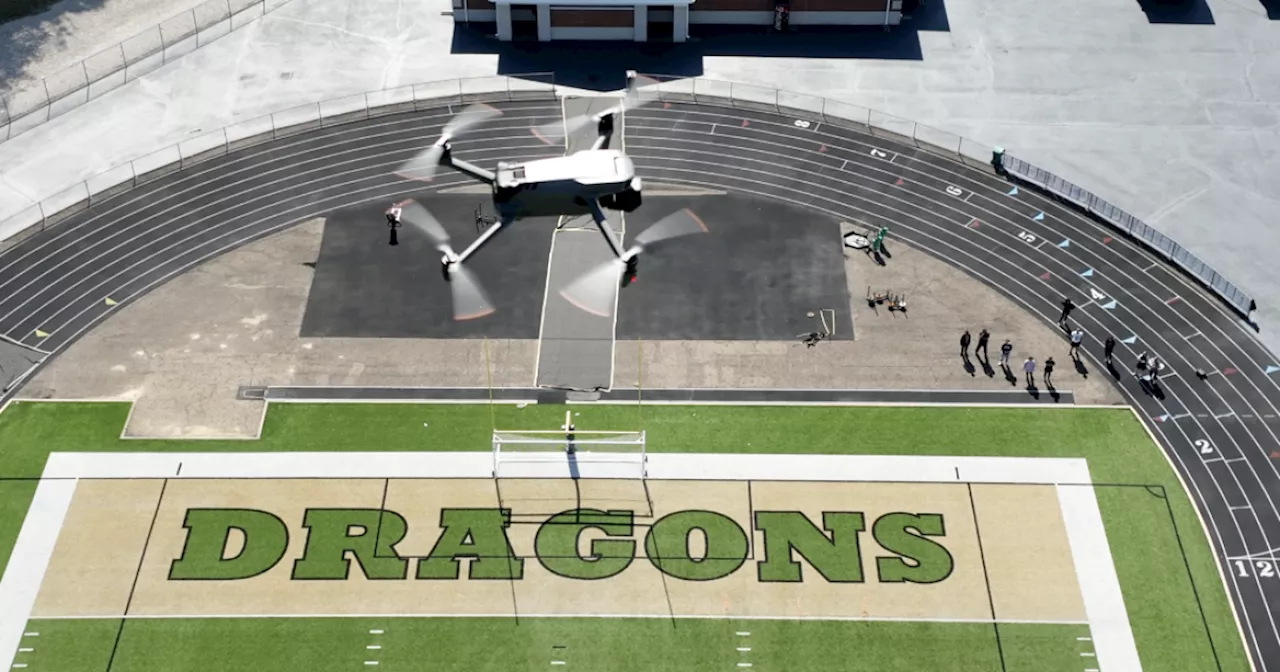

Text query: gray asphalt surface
(0, 99), (1278, 668)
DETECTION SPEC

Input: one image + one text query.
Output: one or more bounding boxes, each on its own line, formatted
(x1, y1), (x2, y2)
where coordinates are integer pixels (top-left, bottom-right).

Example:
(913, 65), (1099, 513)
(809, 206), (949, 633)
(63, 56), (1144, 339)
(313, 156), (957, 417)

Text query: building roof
(495, 0), (694, 6)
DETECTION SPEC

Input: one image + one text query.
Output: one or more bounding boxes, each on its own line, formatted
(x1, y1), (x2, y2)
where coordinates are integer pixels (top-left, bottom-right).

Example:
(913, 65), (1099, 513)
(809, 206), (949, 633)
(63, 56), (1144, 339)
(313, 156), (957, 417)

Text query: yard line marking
(16, 649), (31, 653)
(552, 662), (566, 666)
(736, 631), (751, 636)
(367, 645), (382, 650)
(1081, 652), (1096, 657)
(21, 634), (36, 638)
(737, 665), (753, 668)
(369, 629), (383, 634)
(1076, 636), (1092, 641)
(13, 665), (27, 669)
(737, 647), (751, 652)
(364, 662), (379, 666)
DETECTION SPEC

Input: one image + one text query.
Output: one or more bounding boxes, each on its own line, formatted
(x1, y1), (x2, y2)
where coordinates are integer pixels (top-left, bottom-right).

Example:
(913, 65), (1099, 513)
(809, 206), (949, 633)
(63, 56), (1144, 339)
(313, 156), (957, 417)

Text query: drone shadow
(450, 0), (949, 91)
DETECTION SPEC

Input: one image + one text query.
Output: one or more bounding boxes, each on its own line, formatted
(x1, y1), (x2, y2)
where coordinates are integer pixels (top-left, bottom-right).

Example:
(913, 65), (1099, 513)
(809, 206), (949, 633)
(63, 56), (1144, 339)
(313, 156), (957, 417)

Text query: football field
(0, 401), (1253, 671)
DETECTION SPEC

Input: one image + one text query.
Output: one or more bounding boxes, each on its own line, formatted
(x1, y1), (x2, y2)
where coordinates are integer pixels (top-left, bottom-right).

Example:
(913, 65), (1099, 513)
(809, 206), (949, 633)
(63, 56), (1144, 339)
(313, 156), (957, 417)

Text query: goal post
(492, 411), (647, 479)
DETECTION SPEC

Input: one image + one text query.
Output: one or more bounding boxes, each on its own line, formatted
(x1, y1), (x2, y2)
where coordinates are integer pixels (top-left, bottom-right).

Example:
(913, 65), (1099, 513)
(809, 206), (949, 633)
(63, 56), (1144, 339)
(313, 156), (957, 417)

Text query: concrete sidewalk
(3, 0), (1280, 353)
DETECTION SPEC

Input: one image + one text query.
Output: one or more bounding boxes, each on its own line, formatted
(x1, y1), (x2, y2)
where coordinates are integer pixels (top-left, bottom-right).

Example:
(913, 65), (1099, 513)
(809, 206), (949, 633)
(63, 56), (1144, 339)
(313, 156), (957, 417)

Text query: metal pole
(484, 336), (497, 433)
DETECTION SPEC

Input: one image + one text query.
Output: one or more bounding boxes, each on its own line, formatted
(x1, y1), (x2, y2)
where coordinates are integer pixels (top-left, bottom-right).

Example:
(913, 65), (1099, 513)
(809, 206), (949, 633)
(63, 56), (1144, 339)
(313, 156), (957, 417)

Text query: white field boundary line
(0, 479), (77, 670)
(35, 452), (1096, 484)
(1058, 483), (1142, 671)
(1125, 405), (1255, 672)
(32, 612), (1090, 625)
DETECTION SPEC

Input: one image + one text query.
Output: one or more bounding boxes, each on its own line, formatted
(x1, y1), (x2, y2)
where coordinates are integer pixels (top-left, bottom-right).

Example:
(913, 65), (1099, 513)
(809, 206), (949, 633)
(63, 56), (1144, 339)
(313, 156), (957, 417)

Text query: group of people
(960, 321), (1125, 389)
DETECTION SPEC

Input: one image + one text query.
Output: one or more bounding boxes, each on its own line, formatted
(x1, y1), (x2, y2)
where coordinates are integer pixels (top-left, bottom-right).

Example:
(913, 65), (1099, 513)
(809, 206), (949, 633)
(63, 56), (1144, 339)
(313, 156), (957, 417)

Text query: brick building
(452, 0), (903, 41)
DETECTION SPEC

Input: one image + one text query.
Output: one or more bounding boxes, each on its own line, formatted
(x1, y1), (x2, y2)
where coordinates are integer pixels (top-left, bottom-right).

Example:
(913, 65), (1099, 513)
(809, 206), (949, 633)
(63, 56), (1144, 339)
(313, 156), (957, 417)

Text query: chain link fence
(0, 0), (294, 144)
(0, 72), (1257, 322)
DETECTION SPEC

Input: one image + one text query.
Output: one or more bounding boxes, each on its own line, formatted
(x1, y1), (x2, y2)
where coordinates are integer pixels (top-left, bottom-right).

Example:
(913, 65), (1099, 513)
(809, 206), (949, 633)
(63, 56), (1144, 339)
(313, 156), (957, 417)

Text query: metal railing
(1000, 154), (1257, 321)
(0, 0), (294, 144)
(0, 73), (1257, 323)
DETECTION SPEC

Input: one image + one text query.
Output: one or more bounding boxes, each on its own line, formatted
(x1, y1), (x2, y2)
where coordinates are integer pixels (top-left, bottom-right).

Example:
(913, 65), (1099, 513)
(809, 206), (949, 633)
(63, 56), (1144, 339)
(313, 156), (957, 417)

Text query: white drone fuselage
(491, 149), (643, 219)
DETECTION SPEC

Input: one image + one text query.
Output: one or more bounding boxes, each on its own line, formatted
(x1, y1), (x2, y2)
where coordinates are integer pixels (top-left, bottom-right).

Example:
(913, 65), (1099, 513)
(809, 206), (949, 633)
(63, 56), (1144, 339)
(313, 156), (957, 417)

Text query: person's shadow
(1045, 380), (1061, 403)
(1107, 361), (1121, 380)
(1072, 354), (1089, 378)
(962, 352), (975, 376)
(977, 352), (995, 378)
(1026, 382), (1040, 400)
(1001, 364), (1018, 387)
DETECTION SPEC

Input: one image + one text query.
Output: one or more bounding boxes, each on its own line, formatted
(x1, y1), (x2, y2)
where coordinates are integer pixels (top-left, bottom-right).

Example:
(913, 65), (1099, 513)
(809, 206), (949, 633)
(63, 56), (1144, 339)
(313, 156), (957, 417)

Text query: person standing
(976, 329), (991, 360)
(960, 330), (972, 359)
(1000, 339), (1013, 367)
(1044, 357), (1056, 385)
(385, 202), (403, 246)
(1023, 357), (1036, 386)
(1069, 329), (1084, 358)
(1104, 336), (1116, 365)
(1059, 298), (1075, 329)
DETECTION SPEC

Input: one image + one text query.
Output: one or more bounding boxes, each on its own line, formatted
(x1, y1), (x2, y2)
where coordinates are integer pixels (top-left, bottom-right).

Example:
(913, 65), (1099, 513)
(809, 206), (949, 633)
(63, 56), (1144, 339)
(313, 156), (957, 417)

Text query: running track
(0, 99), (1278, 669)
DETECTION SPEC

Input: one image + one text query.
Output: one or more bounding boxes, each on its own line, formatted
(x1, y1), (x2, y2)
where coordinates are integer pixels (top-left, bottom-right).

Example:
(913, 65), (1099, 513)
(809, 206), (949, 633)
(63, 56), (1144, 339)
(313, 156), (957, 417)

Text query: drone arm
(454, 212), (512, 264)
(588, 200), (631, 260)
(447, 154), (497, 185)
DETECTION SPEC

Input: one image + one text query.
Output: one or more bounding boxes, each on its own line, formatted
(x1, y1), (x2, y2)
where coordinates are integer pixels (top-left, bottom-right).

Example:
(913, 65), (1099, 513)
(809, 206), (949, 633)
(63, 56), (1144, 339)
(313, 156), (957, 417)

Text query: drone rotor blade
(449, 265), (496, 321)
(395, 145), (446, 182)
(531, 114), (596, 146)
(560, 259), (625, 318)
(443, 103), (503, 138)
(632, 208), (708, 251)
(398, 199), (452, 249)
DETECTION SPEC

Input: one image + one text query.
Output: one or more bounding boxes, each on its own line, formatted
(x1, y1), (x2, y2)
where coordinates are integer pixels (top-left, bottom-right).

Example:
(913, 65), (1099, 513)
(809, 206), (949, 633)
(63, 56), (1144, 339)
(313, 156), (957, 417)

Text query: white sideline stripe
(33, 613), (1090, 625)
(1057, 485), (1142, 671)
(0, 478), (75, 665)
(0, 480), (76, 670)
(39, 452), (1093, 485)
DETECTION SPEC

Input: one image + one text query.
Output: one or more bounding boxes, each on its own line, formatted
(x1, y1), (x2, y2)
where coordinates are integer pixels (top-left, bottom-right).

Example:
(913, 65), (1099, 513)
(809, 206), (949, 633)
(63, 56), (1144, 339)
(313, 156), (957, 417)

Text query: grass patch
(40, 617), (1016, 672)
(998, 622), (1093, 671)
(0, 400), (1251, 671)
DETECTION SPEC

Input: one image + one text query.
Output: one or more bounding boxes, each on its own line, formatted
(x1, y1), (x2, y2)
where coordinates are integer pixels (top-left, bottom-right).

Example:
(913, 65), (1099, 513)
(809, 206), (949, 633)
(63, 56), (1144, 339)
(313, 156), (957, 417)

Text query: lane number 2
(1195, 439), (1214, 455)
(1235, 560), (1276, 578)
(1017, 231), (1037, 244)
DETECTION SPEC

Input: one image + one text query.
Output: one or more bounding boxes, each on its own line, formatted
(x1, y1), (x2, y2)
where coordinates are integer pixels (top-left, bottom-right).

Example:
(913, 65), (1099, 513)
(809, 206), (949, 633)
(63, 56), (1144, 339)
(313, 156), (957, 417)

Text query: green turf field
(0, 401), (1251, 671)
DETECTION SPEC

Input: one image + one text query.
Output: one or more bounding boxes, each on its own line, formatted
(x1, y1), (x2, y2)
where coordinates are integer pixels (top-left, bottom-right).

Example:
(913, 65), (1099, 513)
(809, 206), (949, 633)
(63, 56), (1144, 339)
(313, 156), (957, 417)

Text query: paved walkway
(3, 0), (1280, 355)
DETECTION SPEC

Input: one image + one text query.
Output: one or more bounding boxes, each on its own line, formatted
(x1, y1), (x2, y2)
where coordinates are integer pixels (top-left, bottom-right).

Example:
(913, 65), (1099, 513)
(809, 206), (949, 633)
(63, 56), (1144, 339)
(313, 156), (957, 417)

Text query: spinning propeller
(397, 199), (496, 321)
(531, 74), (661, 146)
(395, 103), (504, 182)
(560, 209), (708, 318)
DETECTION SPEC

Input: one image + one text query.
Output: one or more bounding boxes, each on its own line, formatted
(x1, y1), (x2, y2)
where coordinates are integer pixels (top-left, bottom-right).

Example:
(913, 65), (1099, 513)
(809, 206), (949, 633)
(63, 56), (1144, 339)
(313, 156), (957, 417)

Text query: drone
(389, 71), (708, 321)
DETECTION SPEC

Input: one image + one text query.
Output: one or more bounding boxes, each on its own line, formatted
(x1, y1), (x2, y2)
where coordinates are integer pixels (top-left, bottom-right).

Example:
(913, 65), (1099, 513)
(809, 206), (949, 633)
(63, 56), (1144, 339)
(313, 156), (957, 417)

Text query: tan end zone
(30, 478), (1087, 623)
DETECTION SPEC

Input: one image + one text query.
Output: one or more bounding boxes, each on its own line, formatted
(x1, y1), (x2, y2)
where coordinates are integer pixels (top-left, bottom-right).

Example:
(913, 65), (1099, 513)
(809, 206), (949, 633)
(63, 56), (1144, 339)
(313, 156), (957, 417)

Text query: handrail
(0, 0), (294, 144)
(0, 73), (1256, 324)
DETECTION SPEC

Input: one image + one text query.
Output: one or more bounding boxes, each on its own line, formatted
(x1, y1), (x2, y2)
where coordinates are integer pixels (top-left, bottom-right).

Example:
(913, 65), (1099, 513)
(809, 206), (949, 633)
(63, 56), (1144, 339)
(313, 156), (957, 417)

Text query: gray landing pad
(534, 96), (627, 392)
(0, 337), (43, 393)
(299, 195), (555, 339)
(253, 386), (1075, 405)
(617, 193), (853, 341)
